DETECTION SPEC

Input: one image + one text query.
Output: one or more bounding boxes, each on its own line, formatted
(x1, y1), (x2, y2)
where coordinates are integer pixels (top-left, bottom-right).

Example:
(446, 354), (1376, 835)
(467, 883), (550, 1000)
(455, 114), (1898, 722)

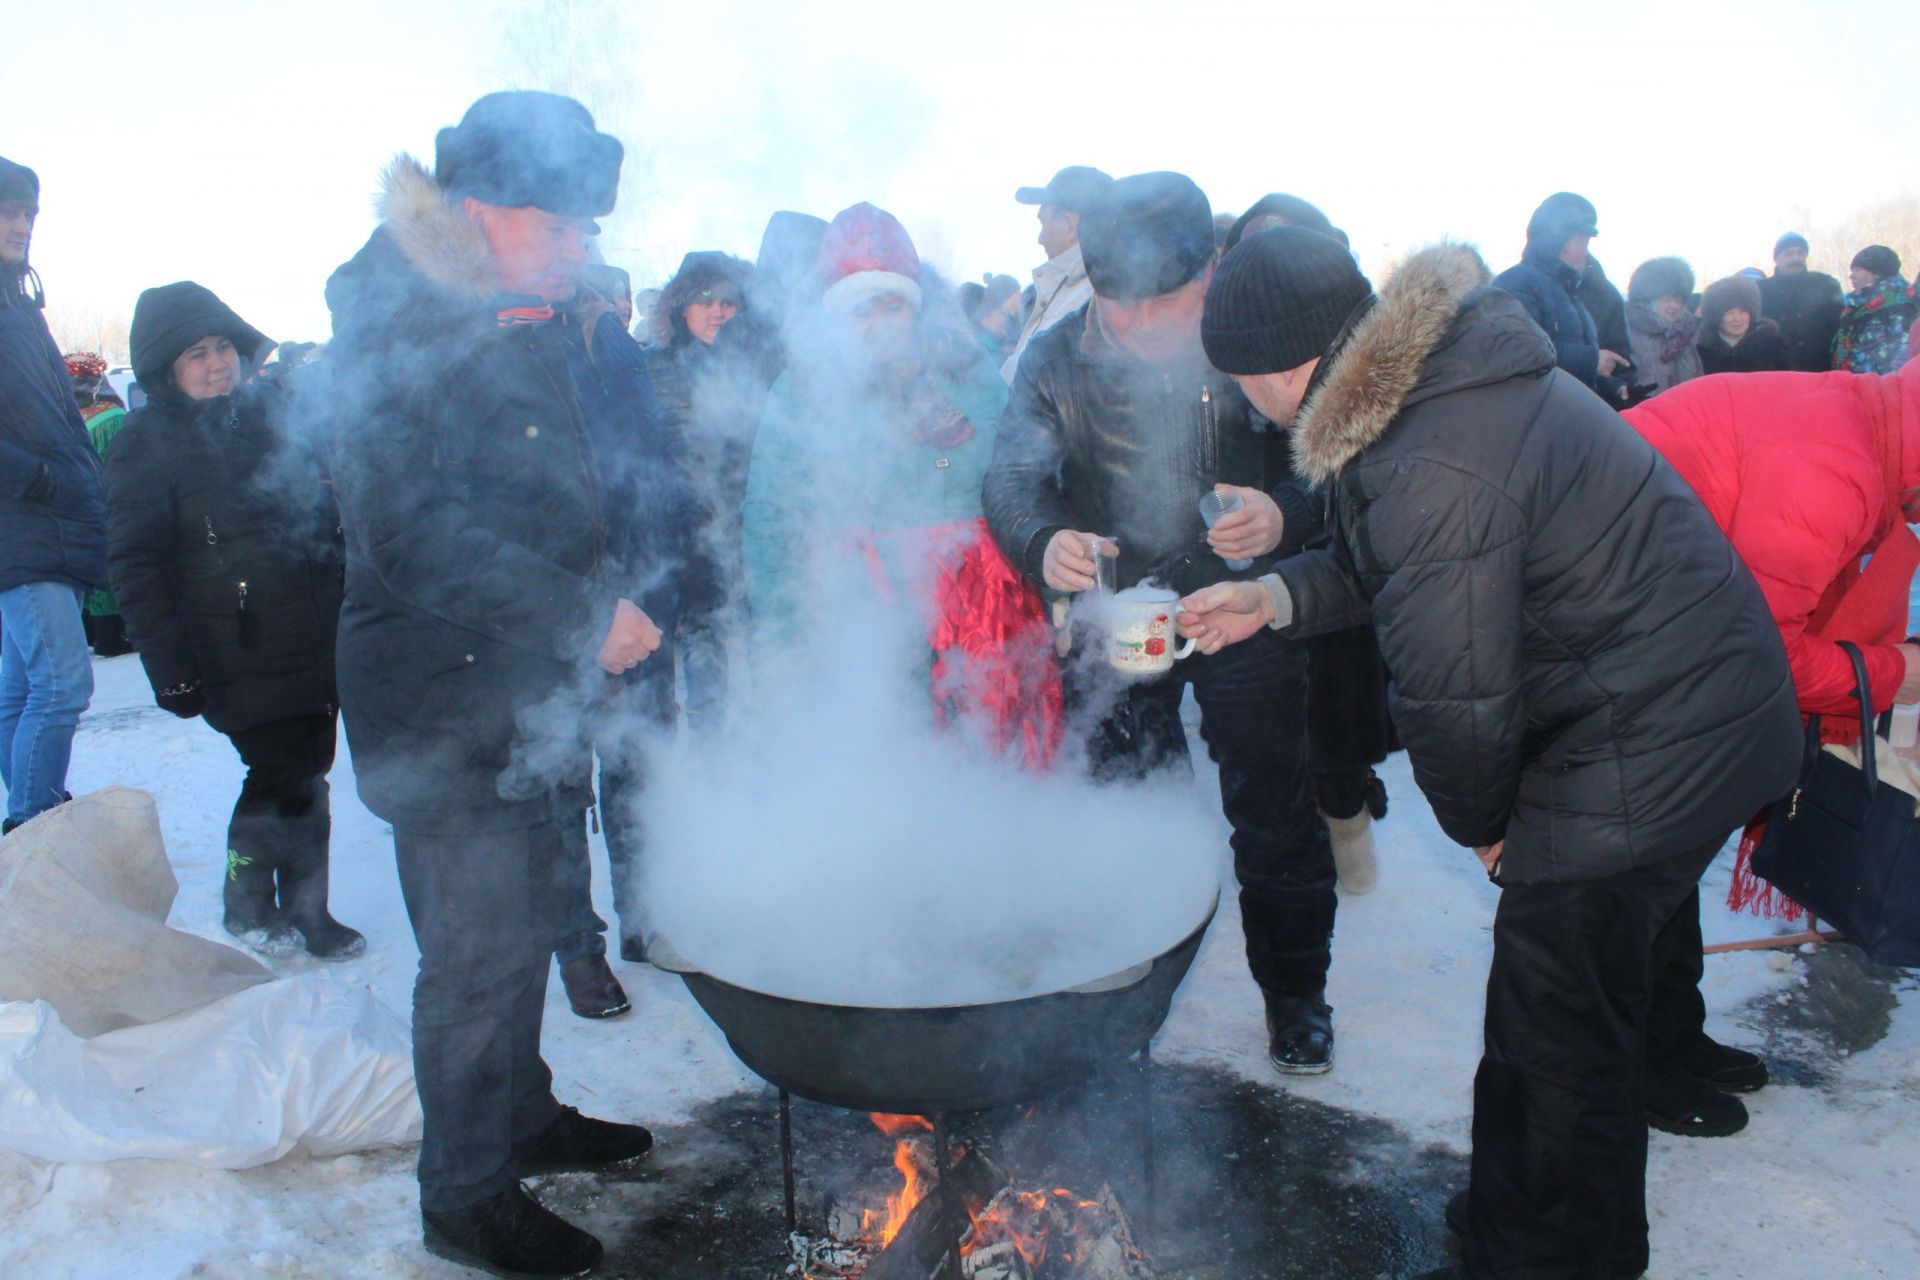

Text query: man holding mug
(982, 171), (1341, 1074)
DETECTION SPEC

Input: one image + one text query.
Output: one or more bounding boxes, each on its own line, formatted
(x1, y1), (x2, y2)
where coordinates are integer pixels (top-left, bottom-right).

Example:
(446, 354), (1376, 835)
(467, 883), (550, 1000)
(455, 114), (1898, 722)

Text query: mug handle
(1173, 635), (1198, 660)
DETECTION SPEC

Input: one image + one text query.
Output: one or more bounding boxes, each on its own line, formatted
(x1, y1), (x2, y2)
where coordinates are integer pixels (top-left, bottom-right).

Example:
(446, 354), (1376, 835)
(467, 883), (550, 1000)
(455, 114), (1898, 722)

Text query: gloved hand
(156, 683), (205, 719)
(22, 462), (57, 505)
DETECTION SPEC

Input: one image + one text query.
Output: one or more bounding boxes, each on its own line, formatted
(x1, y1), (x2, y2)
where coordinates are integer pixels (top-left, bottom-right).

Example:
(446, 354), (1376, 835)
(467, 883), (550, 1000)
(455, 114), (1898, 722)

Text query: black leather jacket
(982, 305), (1321, 594)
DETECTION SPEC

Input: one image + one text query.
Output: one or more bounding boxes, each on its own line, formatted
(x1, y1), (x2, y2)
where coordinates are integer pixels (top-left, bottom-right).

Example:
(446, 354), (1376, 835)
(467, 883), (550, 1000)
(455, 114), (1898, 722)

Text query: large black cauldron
(657, 893), (1216, 1116)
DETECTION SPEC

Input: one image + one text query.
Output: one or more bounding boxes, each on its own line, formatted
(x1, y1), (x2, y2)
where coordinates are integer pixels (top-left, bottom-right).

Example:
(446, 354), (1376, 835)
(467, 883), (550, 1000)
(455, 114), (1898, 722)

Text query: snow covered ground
(2, 651), (1917, 1278)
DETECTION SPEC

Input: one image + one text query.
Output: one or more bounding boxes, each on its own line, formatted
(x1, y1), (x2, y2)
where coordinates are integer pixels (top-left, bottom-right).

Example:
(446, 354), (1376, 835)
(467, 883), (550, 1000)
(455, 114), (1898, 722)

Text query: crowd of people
(3, 91), (1919, 1280)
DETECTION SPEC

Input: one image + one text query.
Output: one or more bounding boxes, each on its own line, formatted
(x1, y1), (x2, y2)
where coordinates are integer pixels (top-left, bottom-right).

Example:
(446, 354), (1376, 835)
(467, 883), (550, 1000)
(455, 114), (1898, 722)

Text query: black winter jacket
(1697, 320), (1793, 375)
(561, 302), (702, 629)
(642, 330), (774, 623)
(1273, 244), (1801, 884)
(318, 157), (620, 834)
(104, 381), (341, 734)
(1577, 256), (1632, 376)
(0, 270), (107, 595)
(1758, 270), (1844, 373)
(982, 305), (1320, 595)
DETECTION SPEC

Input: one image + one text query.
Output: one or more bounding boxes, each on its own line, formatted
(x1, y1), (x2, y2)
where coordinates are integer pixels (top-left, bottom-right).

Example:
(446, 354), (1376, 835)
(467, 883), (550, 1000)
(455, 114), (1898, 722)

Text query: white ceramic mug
(1102, 586), (1197, 676)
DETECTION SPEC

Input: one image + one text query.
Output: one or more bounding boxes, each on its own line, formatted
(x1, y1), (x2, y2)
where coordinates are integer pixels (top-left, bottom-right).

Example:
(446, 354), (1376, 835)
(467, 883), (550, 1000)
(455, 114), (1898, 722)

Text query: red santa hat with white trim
(817, 202), (923, 316)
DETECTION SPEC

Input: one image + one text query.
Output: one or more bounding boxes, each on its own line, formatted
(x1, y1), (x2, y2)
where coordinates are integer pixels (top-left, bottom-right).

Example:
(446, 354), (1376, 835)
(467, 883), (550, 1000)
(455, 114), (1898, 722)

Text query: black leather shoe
(421, 1182), (602, 1278)
(517, 1105), (654, 1175)
(618, 934), (648, 964)
(560, 955), (631, 1019)
(1647, 1071), (1748, 1137)
(1679, 1035), (1768, 1093)
(1264, 991), (1334, 1075)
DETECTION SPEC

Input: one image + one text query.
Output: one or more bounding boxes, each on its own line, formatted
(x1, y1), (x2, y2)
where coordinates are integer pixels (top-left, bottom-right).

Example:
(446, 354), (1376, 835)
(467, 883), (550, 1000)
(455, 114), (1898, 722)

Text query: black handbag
(1751, 642), (1920, 967)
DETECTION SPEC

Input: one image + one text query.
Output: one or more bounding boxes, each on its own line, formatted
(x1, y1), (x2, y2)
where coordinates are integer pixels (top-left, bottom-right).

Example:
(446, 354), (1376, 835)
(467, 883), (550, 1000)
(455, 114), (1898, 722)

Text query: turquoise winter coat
(743, 337), (1007, 643)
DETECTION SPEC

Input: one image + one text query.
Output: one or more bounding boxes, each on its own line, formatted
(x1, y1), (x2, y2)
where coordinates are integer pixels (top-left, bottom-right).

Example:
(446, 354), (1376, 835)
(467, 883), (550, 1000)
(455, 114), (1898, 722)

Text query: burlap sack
(0, 789), (271, 1036)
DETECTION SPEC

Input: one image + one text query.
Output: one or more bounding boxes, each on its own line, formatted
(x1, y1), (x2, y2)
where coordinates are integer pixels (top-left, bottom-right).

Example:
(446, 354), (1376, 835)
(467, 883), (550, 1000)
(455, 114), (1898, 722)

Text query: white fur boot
(1323, 809), (1379, 895)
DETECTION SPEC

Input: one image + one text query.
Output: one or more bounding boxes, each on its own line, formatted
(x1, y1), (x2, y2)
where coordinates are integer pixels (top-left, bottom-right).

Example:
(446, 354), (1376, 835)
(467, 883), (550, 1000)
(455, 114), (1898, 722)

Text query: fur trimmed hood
(1291, 242), (1522, 486)
(375, 154), (499, 300)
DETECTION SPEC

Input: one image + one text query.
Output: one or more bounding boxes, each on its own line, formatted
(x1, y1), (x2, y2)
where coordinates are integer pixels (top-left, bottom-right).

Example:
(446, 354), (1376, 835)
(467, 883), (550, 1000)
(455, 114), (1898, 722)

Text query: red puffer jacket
(1624, 360), (1920, 724)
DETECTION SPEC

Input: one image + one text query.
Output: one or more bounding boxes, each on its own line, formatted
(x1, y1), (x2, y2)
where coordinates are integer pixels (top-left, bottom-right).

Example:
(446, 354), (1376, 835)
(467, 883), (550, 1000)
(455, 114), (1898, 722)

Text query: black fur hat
(435, 91), (623, 221)
(1699, 275), (1763, 329)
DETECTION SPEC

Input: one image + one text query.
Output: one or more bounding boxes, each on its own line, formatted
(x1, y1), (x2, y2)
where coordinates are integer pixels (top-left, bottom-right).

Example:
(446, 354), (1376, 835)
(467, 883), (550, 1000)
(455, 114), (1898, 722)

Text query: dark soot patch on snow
(1748, 944), (1903, 1088)
(531, 1060), (1464, 1279)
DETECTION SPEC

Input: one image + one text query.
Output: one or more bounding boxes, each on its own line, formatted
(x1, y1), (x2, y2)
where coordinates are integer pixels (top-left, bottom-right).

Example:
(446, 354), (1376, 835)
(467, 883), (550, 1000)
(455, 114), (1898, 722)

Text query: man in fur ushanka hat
(1178, 227), (1803, 1280)
(318, 91), (660, 1278)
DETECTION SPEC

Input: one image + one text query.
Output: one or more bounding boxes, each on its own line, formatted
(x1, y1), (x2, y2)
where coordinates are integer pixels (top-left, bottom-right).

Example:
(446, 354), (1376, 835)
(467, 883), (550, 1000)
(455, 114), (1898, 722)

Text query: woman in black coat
(1697, 274), (1793, 374)
(105, 282), (361, 958)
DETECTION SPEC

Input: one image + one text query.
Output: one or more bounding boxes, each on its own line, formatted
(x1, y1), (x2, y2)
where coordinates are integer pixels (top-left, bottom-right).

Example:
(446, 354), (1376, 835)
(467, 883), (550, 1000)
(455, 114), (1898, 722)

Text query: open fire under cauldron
(652, 892), (1218, 1278)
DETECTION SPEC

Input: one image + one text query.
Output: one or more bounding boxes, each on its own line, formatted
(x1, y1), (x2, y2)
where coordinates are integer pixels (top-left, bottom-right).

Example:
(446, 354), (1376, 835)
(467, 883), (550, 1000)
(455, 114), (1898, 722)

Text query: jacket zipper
(1200, 382), (1217, 474)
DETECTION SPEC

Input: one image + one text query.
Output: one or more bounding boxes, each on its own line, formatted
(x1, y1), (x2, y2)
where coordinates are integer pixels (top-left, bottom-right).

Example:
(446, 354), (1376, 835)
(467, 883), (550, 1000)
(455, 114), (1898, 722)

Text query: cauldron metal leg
(779, 1088), (797, 1234)
(1138, 1042), (1157, 1228)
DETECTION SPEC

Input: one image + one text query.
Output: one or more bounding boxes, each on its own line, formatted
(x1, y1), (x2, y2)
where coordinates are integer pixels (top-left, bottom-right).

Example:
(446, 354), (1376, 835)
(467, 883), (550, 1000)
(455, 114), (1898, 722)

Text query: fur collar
(377, 154), (498, 300)
(1291, 241), (1491, 486)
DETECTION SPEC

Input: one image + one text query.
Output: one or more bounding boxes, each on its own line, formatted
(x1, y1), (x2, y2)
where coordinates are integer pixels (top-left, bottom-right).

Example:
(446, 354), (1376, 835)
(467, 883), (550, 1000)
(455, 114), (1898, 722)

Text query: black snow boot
(422, 1182), (602, 1278)
(275, 802), (366, 960)
(1264, 989), (1335, 1075)
(559, 955), (631, 1019)
(1645, 1070), (1747, 1137)
(1678, 1034), (1769, 1094)
(515, 1105), (654, 1175)
(223, 813), (301, 956)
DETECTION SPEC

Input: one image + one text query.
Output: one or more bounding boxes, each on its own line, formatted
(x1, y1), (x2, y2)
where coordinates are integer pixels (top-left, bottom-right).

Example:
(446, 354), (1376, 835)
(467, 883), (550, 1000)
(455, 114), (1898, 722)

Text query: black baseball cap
(1014, 166), (1113, 213)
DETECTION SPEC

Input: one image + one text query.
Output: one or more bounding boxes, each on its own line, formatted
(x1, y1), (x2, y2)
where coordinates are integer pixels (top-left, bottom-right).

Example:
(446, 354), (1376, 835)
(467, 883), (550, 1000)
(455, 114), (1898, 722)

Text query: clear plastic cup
(1199, 490), (1252, 571)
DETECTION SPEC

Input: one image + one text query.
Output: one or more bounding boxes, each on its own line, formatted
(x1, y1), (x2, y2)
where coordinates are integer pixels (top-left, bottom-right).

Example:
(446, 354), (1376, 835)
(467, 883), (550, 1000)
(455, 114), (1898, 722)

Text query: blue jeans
(394, 816), (566, 1211)
(0, 582), (94, 829)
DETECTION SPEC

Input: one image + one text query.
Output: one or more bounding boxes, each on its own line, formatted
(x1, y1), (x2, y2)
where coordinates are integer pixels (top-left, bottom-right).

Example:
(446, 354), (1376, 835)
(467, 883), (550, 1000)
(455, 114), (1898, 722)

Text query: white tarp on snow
(0, 976), (421, 1167)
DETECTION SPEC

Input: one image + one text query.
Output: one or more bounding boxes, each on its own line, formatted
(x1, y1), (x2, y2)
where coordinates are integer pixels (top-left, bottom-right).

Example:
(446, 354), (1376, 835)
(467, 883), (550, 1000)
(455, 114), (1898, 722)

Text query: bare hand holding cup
(1203, 484), (1284, 561)
(1043, 529), (1117, 593)
(596, 598), (662, 674)
(1175, 581), (1275, 654)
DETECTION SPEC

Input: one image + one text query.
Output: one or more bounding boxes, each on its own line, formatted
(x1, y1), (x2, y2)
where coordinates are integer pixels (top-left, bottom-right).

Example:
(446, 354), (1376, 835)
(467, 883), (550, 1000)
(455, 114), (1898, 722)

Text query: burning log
(789, 1117), (1157, 1280)
(958, 1184), (1152, 1280)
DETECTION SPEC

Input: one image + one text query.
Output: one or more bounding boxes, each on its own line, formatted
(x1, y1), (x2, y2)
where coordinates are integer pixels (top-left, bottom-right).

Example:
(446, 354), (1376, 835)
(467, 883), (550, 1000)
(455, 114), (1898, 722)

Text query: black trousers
(394, 813), (569, 1212)
(1463, 834), (1727, 1280)
(1066, 626), (1335, 999)
(226, 712), (336, 821)
(1305, 624), (1394, 819)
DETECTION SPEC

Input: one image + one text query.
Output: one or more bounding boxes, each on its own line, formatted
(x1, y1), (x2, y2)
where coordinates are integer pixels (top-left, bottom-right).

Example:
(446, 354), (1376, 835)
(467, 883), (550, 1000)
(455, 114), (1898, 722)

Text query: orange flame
(856, 1113), (1113, 1268)
(861, 1114), (935, 1246)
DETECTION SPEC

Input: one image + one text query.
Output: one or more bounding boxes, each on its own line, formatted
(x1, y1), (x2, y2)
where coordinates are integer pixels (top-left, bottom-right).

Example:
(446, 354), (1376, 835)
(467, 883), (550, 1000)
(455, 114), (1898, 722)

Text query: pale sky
(9, 0), (1917, 356)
